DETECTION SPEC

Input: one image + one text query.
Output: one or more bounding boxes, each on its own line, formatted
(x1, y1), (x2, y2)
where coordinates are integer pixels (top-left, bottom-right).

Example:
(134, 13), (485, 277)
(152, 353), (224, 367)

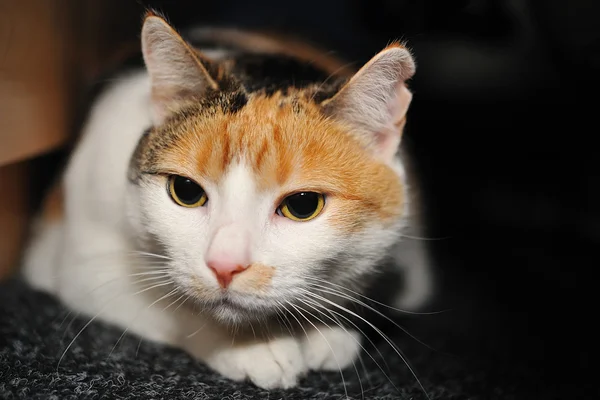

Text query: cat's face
(128, 15), (415, 323)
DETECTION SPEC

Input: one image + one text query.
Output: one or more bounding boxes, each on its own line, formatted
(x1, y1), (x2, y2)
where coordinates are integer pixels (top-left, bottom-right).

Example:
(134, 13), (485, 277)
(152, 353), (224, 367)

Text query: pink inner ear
(374, 84), (412, 161)
(150, 92), (170, 125)
(392, 84), (413, 126)
(375, 126), (402, 161)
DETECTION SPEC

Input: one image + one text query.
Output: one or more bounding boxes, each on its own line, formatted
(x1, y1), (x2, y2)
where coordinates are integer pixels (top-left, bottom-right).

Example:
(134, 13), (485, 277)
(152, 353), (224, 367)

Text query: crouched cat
(22, 12), (432, 389)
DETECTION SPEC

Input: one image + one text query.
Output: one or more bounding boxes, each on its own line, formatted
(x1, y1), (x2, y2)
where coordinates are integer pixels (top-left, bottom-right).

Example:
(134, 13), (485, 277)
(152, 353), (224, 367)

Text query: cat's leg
(183, 320), (361, 389)
(181, 321), (308, 389)
(53, 221), (183, 346)
(300, 325), (362, 372)
(22, 218), (64, 294)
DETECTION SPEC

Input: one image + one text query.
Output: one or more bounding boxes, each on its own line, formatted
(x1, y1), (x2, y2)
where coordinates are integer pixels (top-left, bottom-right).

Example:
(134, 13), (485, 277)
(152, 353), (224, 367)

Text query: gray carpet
(0, 278), (565, 400)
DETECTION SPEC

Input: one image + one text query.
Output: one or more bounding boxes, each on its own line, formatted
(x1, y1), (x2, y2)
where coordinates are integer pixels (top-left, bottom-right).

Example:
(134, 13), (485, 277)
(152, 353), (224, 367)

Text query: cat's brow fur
(130, 13), (405, 230)
(131, 91), (404, 230)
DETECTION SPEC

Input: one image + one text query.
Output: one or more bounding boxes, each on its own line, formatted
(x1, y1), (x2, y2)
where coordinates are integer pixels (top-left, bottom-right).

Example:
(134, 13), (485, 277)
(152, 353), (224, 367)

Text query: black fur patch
(230, 52), (335, 95)
(128, 127), (151, 183)
(310, 78), (348, 103)
(221, 91), (248, 113)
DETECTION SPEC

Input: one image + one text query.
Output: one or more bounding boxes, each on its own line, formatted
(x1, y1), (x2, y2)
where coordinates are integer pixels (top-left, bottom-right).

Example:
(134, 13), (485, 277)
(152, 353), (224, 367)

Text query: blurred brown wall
(0, 0), (140, 279)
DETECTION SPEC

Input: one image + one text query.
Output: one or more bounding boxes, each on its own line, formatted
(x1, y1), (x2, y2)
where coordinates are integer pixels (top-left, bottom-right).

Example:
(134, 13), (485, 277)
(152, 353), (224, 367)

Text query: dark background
(137, 0), (600, 384)
(28, 0), (600, 397)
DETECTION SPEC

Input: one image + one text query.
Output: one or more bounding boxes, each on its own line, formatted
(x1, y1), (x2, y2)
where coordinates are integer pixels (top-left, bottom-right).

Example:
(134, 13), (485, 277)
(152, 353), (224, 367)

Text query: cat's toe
(206, 336), (307, 389)
(301, 327), (361, 371)
(250, 336), (306, 388)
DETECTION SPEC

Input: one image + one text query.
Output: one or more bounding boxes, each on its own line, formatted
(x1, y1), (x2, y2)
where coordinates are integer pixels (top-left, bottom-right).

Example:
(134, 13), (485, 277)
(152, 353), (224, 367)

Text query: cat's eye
(168, 175), (208, 207)
(277, 192), (325, 221)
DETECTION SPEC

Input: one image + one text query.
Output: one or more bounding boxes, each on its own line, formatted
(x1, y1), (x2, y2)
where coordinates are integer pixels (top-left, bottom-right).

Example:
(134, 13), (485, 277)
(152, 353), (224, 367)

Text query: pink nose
(207, 260), (249, 288)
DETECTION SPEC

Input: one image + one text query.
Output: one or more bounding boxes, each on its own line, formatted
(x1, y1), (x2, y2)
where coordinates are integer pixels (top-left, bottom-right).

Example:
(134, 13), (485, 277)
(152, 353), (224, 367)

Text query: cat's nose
(206, 224), (251, 288)
(207, 260), (249, 288)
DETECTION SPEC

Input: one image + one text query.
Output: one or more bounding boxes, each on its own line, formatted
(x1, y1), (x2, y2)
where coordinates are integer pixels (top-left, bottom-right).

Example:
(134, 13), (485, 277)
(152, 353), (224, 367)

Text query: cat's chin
(200, 295), (279, 325)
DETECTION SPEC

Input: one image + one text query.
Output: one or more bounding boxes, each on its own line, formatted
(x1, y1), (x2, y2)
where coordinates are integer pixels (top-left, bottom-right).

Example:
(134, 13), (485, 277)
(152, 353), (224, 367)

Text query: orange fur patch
(232, 263), (275, 293)
(156, 92), (404, 231)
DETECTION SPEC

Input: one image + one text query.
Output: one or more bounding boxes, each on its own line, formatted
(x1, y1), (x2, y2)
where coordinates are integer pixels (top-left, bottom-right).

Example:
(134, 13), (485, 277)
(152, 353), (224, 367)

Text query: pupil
(174, 176), (203, 204)
(287, 192), (318, 218)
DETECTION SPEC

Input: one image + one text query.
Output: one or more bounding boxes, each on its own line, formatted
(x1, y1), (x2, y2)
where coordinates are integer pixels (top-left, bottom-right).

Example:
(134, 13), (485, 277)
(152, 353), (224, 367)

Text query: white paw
(205, 335), (307, 389)
(301, 326), (362, 371)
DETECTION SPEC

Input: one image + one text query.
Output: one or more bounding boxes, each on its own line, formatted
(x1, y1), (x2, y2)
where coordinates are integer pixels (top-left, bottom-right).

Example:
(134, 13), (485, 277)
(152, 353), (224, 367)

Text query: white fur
(301, 327), (362, 371)
(142, 16), (219, 124)
(183, 326), (308, 389)
(22, 38), (432, 390)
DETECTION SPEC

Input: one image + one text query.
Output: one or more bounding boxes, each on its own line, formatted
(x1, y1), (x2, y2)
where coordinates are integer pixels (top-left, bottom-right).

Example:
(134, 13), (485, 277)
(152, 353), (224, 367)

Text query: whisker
(127, 250), (173, 261)
(46, 251), (174, 368)
(305, 283), (441, 353)
(135, 338), (143, 358)
(56, 310), (71, 329)
(73, 250), (170, 266)
(274, 305), (295, 338)
(127, 270), (171, 277)
(162, 292), (186, 313)
(321, 307), (375, 394)
(285, 301), (349, 400)
(186, 321), (207, 339)
(60, 311), (81, 342)
(131, 274), (170, 286)
(305, 276), (448, 315)
(107, 287), (179, 360)
(131, 280), (175, 296)
(147, 287), (179, 310)
(57, 294), (124, 371)
(67, 268), (169, 306)
(248, 320), (257, 340)
(172, 295), (189, 313)
(398, 234), (452, 241)
(59, 273), (170, 344)
(276, 300), (312, 348)
(305, 292), (431, 400)
(299, 293), (400, 394)
(45, 260), (169, 287)
(129, 275), (172, 286)
(294, 296), (364, 399)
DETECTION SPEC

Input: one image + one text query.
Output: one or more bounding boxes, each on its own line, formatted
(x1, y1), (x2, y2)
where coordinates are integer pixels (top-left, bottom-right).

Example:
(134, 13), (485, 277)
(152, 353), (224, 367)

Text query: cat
(22, 11), (433, 389)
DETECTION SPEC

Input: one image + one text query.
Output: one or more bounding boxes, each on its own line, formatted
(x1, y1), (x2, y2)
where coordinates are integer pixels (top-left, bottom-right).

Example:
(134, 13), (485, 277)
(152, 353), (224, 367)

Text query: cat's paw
(301, 326), (362, 371)
(205, 335), (307, 389)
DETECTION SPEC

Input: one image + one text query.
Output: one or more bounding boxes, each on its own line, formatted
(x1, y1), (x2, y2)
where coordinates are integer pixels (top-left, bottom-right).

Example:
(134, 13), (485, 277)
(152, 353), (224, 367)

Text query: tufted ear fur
(141, 13), (219, 124)
(322, 44), (416, 162)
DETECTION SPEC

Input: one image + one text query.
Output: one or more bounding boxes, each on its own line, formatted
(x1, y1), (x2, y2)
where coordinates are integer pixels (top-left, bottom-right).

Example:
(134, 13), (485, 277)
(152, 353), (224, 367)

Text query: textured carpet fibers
(0, 279), (577, 399)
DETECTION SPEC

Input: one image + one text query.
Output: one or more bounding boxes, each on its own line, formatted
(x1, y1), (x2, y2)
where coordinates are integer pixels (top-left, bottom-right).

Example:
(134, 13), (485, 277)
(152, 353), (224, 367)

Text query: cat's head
(128, 14), (416, 324)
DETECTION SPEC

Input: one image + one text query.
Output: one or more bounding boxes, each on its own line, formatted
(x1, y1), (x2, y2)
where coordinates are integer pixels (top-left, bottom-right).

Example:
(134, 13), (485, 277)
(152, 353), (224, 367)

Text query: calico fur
(22, 12), (432, 389)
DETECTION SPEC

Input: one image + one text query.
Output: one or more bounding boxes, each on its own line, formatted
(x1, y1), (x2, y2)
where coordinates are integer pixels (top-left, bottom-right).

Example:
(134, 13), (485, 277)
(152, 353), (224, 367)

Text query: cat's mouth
(205, 293), (278, 323)
(181, 274), (281, 323)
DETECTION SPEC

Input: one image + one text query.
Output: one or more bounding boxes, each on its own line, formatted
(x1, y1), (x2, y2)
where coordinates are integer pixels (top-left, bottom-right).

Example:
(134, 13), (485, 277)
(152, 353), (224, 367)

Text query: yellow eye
(278, 192), (325, 221)
(168, 175), (208, 208)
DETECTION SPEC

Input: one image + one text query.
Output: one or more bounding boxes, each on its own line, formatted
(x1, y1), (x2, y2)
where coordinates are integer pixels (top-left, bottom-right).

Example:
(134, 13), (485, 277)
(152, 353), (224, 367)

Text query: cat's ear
(141, 13), (219, 124)
(323, 44), (415, 162)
